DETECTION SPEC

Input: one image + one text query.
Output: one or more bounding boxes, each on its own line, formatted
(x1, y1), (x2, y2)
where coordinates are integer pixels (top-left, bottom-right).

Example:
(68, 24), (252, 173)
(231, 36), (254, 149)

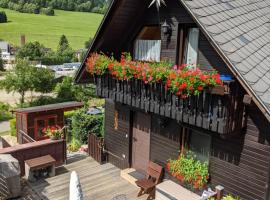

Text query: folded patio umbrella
(69, 171), (83, 200)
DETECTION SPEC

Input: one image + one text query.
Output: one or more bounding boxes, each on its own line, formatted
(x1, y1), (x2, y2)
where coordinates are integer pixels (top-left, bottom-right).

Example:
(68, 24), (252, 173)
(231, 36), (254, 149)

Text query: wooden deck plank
(29, 153), (146, 200)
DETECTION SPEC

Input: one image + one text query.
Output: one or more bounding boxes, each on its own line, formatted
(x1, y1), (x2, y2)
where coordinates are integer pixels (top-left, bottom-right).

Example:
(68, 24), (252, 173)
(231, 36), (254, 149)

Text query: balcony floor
(28, 153), (146, 200)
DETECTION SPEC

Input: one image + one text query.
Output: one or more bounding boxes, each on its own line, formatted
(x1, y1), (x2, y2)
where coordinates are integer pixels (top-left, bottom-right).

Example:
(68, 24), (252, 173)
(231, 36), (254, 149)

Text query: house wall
(104, 99), (131, 169)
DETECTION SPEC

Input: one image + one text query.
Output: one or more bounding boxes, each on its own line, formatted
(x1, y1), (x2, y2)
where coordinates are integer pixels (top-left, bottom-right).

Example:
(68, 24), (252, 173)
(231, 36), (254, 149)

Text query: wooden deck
(29, 153), (146, 200)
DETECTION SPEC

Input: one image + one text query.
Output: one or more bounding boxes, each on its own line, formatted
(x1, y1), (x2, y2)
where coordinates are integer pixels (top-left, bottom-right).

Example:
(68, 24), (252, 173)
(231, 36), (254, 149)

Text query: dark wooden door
(132, 112), (151, 172)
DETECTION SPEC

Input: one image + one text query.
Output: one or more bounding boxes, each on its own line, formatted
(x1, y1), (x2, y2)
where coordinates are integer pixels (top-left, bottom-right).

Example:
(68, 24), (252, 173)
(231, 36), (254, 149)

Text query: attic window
(134, 26), (161, 62)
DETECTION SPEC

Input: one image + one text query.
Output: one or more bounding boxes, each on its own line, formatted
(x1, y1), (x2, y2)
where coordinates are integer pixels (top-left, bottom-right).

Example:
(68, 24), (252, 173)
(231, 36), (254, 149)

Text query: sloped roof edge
(179, 0), (270, 121)
(74, 0), (117, 84)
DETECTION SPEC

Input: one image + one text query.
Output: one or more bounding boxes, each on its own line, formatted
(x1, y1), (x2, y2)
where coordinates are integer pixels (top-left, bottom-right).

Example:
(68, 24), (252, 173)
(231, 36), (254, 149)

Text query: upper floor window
(178, 25), (200, 67)
(134, 26), (161, 62)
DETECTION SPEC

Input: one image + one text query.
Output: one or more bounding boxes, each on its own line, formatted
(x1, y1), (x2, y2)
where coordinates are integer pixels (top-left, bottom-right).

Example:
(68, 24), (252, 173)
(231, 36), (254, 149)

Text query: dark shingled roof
(15, 101), (84, 114)
(75, 0), (270, 120)
(180, 0), (270, 119)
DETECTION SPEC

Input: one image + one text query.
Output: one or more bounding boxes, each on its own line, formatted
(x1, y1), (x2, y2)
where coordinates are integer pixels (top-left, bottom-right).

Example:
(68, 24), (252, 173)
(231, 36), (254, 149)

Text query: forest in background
(0, 0), (109, 15)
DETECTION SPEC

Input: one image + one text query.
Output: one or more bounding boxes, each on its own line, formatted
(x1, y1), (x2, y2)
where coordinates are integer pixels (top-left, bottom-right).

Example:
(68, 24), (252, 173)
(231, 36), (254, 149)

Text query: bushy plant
(167, 151), (209, 189)
(0, 102), (12, 122)
(68, 138), (81, 152)
(9, 118), (16, 136)
(71, 108), (104, 144)
(0, 11), (7, 23)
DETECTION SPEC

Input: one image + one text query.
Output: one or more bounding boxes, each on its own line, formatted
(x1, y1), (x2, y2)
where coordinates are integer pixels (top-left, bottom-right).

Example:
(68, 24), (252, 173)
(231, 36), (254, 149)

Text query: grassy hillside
(0, 9), (103, 50)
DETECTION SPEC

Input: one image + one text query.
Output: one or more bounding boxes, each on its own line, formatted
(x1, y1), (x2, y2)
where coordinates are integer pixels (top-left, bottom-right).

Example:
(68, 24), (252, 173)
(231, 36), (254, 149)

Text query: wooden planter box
(88, 133), (106, 164)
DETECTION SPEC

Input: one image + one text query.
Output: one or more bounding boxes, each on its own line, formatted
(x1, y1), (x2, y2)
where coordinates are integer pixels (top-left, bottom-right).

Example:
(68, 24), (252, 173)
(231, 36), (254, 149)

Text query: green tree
(54, 76), (95, 103)
(58, 34), (69, 53)
(0, 59), (55, 105)
(84, 37), (92, 49)
(0, 59), (33, 105)
(16, 41), (46, 60)
(0, 11), (7, 23)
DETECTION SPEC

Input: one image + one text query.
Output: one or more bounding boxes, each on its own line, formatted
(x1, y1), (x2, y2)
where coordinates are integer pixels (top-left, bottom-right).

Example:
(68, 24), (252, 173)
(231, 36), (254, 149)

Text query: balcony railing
(94, 74), (246, 135)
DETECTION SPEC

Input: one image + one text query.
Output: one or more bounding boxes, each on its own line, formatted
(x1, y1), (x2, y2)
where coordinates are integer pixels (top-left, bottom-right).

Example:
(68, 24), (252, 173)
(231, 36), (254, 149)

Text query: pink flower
(148, 76), (153, 82)
(173, 65), (178, 70)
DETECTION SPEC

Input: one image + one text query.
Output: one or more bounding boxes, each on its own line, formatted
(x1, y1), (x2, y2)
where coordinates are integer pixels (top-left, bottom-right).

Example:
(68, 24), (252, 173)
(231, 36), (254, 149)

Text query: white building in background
(0, 41), (16, 69)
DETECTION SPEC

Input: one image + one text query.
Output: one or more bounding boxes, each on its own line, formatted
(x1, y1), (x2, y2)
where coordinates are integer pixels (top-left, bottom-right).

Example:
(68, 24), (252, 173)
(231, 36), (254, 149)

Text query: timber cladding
(210, 105), (270, 200)
(104, 99), (131, 169)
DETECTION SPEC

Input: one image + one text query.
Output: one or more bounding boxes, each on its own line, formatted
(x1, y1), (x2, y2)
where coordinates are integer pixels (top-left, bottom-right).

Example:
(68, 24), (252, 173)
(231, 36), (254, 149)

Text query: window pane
(185, 28), (199, 67)
(134, 40), (161, 62)
(48, 117), (56, 126)
(189, 131), (211, 163)
(37, 119), (46, 138)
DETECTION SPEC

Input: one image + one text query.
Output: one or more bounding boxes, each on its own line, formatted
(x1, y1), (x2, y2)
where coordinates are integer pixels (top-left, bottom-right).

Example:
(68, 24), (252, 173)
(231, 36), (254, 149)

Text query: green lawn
(0, 9), (103, 50)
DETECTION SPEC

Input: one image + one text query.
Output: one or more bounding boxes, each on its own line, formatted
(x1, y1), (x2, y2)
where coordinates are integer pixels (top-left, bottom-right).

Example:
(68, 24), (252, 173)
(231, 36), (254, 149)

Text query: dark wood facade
(77, 0), (270, 199)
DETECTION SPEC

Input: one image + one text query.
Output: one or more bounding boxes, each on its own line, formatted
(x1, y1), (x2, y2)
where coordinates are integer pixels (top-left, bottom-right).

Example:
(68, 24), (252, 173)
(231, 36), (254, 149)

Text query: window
(178, 25), (200, 67)
(189, 131), (211, 163)
(185, 28), (199, 66)
(34, 115), (57, 140)
(134, 26), (161, 62)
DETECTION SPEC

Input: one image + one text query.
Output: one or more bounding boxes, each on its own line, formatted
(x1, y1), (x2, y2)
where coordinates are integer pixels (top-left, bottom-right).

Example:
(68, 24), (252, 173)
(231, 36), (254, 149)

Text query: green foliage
(223, 194), (242, 200)
(84, 37), (92, 49)
(58, 34), (69, 53)
(40, 7), (54, 16)
(0, 59), (55, 105)
(0, 9), (103, 50)
(16, 41), (47, 60)
(29, 95), (58, 106)
(0, 102), (12, 122)
(71, 108), (104, 144)
(68, 138), (81, 152)
(168, 151), (209, 189)
(9, 118), (16, 136)
(0, 11), (7, 23)
(54, 76), (95, 103)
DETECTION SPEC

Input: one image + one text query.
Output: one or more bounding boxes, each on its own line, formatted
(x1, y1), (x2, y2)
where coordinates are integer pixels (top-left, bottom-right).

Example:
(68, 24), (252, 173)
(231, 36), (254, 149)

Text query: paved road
(0, 121), (10, 133)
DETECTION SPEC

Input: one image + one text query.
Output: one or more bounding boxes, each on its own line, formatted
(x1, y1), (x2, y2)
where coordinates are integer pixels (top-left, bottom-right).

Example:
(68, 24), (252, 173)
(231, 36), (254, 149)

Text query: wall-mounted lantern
(161, 20), (171, 35)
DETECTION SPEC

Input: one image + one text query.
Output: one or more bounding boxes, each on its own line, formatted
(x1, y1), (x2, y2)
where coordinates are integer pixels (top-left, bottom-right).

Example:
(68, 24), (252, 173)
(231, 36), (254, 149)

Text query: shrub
(40, 7), (54, 16)
(68, 138), (81, 152)
(0, 102), (12, 122)
(71, 108), (104, 144)
(0, 11), (7, 23)
(9, 118), (16, 136)
(223, 194), (242, 200)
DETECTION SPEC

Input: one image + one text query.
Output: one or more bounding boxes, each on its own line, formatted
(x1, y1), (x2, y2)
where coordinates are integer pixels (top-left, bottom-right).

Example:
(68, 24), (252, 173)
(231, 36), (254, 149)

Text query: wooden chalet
(75, 0), (270, 199)
(15, 101), (83, 142)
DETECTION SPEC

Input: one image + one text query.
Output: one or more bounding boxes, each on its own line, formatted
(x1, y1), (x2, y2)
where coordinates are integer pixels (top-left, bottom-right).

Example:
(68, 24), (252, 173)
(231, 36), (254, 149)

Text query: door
(132, 112), (151, 172)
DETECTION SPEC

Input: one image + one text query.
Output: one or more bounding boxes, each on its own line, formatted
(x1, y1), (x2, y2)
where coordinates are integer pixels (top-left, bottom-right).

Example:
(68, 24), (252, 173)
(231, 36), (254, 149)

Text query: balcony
(94, 73), (246, 135)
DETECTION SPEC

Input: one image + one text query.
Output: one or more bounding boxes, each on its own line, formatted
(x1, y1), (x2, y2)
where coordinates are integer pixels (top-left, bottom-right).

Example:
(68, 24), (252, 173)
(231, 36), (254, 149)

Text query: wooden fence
(18, 130), (36, 144)
(0, 139), (66, 176)
(88, 133), (105, 164)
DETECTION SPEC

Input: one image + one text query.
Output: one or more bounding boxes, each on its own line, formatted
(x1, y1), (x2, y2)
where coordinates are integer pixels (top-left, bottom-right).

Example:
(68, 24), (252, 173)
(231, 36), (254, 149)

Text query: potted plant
(167, 151), (209, 190)
(43, 125), (63, 140)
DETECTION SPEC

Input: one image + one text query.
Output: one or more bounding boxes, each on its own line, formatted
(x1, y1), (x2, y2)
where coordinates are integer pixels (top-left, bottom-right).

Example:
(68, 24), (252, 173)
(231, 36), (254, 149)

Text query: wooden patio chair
(135, 161), (163, 200)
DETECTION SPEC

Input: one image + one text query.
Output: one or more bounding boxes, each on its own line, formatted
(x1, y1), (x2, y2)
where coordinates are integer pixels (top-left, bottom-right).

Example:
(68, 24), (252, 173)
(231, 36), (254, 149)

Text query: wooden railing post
(215, 185), (224, 200)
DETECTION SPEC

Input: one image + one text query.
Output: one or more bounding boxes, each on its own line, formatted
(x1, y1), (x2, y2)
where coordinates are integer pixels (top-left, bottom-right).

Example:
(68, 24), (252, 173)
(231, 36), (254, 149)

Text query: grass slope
(0, 9), (103, 50)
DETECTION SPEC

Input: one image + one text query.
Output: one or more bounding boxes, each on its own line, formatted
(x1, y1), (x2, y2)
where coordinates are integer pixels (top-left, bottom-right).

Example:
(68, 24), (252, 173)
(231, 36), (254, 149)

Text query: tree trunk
(20, 91), (25, 106)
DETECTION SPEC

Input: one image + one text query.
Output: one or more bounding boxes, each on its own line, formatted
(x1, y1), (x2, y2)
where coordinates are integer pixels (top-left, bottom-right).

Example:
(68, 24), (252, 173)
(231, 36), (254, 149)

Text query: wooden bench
(25, 155), (56, 182)
(135, 161), (163, 200)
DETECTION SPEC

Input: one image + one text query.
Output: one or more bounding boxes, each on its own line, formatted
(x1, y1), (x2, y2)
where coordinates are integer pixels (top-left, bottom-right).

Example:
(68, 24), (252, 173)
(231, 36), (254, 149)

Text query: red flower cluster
(43, 125), (63, 139)
(86, 53), (223, 98)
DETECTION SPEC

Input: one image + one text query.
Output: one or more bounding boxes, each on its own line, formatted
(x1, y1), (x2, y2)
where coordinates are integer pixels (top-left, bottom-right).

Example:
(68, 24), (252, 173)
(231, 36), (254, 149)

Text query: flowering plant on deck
(43, 125), (63, 140)
(85, 53), (223, 98)
(167, 151), (209, 189)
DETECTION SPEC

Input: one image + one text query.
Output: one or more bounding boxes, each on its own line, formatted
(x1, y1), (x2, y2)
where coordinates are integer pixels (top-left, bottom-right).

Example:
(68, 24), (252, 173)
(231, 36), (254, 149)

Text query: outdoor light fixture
(161, 20), (171, 35)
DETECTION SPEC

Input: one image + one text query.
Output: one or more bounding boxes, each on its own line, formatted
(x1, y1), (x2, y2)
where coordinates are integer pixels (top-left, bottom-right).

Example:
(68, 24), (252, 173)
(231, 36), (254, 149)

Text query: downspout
(179, 0), (270, 122)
